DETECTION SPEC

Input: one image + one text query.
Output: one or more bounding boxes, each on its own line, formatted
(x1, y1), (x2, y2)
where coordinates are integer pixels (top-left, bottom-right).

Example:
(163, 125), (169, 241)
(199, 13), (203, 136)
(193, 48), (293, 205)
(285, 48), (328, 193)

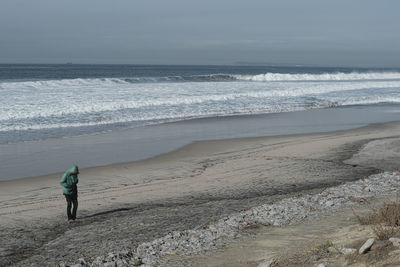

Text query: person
(60, 165), (79, 222)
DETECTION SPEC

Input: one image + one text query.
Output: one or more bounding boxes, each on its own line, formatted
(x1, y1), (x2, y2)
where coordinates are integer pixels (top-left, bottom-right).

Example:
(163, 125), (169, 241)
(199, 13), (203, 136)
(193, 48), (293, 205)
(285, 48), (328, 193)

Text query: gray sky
(1, 0), (399, 67)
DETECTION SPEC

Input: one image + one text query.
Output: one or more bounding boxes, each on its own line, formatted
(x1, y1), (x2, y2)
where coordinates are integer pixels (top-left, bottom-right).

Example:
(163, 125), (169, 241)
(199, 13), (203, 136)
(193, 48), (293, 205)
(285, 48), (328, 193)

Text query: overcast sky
(1, 0), (399, 67)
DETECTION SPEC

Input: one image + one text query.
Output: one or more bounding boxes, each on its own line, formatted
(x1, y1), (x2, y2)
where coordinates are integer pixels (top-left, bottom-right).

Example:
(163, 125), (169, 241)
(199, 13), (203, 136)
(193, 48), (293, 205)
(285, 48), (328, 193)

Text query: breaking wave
(234, 72), (400, 82)
(1, 71), (400, 89)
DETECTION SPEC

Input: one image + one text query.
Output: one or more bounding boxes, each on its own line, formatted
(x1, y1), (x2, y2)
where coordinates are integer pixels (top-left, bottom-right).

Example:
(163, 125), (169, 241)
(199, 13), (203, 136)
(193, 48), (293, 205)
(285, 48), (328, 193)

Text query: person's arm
(60, 172), (70, 187)
(71, 176), (78, 186)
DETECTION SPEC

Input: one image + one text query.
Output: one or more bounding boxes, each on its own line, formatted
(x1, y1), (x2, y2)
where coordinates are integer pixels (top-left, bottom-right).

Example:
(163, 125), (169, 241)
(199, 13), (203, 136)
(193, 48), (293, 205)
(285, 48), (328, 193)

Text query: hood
(67, 165), (79, 175)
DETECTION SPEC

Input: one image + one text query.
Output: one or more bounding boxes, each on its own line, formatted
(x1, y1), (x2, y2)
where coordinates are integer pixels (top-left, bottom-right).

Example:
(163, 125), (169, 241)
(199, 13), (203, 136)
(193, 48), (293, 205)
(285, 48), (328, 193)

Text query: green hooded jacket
(60, 166), (79, 195)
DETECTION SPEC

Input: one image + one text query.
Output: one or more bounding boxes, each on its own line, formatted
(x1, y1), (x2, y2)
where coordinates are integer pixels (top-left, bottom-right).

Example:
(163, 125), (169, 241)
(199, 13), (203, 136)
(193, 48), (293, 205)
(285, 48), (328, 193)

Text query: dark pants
(64, 193), (78, 220)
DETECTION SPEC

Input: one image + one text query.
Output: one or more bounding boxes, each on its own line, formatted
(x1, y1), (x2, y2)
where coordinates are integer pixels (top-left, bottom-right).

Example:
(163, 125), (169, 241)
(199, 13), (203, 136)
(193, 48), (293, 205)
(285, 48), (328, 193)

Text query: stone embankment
(61, 172), (400, 267)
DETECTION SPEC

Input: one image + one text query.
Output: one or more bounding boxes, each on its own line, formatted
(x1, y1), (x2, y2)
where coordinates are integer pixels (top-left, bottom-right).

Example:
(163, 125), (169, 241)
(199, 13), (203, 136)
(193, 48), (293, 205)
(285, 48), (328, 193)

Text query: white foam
(235, 72), (400, 81)
(2, 73), (400, 132)
(2, 80), (400, 121)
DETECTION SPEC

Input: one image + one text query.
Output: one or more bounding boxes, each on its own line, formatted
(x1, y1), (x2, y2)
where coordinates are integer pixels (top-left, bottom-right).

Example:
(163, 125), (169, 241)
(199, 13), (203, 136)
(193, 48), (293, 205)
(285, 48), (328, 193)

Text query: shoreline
(2, 103), (400, 181)
(2, 121), (400, 265)
(0, 119), (390, 188)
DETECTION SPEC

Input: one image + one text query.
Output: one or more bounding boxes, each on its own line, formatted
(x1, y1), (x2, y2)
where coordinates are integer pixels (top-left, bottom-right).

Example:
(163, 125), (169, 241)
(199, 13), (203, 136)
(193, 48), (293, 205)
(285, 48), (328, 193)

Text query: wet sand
(2, 103), (400, 181)
(2, 121), (400, 266)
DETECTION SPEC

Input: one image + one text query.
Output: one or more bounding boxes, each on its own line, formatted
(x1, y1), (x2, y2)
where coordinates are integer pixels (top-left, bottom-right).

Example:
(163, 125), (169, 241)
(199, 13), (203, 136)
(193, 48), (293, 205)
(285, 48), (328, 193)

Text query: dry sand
(2, 121), (400, 266)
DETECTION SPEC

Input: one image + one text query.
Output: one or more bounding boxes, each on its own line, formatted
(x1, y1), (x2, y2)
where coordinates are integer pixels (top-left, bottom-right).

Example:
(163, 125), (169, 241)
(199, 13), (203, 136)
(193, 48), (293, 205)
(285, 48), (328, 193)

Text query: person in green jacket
(60, 165), (79, 222)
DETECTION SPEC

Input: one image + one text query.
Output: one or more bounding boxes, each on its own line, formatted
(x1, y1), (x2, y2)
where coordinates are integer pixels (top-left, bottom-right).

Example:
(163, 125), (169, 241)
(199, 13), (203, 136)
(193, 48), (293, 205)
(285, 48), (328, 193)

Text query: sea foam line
(1, 71), (400, 89)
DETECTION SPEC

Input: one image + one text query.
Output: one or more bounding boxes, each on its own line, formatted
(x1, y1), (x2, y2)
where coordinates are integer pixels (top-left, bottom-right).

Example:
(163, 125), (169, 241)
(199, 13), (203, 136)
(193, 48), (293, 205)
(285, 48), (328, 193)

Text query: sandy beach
(2, 119), (400, 266)
(1, 1), (400, 266)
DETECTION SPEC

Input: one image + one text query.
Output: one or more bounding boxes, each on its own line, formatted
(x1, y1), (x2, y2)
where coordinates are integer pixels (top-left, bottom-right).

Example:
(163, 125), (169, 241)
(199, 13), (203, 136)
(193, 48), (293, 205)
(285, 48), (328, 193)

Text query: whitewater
(1, 65), (400, 143)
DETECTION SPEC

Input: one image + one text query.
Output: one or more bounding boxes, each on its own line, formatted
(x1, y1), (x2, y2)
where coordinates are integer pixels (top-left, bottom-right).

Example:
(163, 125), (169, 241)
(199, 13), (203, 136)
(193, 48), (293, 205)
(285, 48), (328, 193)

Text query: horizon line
(0, 62), (398, 69)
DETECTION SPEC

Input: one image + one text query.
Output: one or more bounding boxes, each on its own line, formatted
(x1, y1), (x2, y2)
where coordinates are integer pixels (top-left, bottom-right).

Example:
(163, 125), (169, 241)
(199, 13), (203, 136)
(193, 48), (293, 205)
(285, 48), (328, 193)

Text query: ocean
(2, 64), (400, 180)
(2, 64), (400, 144)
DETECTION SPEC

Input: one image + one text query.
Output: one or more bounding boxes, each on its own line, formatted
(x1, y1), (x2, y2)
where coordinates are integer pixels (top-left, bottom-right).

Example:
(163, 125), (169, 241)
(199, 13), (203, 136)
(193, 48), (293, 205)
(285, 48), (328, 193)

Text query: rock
(115, 259), (125, 266)
(209, 224), (217, 232)
(258, 259), (274, 267)
(317, 264), (326, 267)
(325, 200), (334, 206)
(371, 240), (388, 251)
(341, 248), (357, 255)
(107, 252), (115, 261)
(389, 237), (400, 247)
(359, 238), (375, 254)
(77, 258), (86, 266)
(130, 256), (143, 266)
(92, 256), (104, 265)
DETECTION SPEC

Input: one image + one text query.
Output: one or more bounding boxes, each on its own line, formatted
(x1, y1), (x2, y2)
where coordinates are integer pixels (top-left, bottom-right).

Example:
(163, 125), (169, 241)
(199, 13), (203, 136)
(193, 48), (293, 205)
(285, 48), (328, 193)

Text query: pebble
(389, 237), (400, 247)
(107, 252), (115, 261)
(325, 200), (334, 207)
(77, 258), (87, 265)
(115, 259), (124, 267)
(359, 238), (375, 254)
(341, 248), (357, 255)
(62, 172), (400, 266)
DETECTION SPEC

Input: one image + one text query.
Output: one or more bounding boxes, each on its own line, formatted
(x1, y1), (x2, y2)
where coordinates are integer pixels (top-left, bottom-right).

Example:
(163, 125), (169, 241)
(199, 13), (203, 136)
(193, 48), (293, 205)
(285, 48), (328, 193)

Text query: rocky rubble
(61, 172), (400, 266)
